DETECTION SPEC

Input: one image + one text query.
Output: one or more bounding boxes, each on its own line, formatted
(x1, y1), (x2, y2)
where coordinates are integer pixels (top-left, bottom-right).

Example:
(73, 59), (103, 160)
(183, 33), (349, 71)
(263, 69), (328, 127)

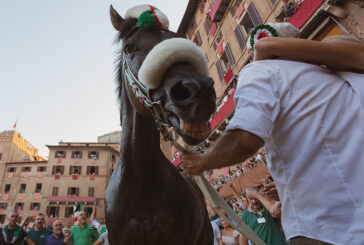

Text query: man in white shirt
(181, 48), (364, 244)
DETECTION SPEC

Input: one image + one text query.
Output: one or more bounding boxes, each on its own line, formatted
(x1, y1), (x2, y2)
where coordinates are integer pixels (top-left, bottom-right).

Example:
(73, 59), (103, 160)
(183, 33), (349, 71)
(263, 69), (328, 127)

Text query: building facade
(0, 141), (119, 226)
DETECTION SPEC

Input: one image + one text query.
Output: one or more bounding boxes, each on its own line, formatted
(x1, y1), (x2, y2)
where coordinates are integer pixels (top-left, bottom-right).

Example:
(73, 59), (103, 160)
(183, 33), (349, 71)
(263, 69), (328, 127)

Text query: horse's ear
(110, 5), (124, 32)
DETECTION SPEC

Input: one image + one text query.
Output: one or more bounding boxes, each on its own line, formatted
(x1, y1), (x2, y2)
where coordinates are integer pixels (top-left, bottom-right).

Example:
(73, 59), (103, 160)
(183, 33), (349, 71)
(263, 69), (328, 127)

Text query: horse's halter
(121, 51), (176, 140)
(121, 50), (193, 159)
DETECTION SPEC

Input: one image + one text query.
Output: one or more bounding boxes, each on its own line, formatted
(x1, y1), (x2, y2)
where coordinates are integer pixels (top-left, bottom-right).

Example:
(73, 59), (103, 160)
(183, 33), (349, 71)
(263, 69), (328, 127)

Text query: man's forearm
(203, 130), (263, 170)
(256, 37), (364, 73)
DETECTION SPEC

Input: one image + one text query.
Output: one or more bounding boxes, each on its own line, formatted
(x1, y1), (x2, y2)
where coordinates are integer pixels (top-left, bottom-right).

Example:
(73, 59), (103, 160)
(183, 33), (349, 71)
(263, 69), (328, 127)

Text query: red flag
(13, 119), (18, 128)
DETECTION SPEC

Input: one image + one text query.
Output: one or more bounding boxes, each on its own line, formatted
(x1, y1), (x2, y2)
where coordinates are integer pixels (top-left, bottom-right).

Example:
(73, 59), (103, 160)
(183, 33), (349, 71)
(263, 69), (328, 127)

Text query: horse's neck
(119, 95), (163, 174)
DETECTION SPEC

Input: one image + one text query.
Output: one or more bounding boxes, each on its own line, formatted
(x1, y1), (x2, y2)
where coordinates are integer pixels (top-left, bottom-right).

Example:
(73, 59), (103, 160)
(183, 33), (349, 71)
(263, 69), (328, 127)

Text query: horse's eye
(124, 44), (135, 54)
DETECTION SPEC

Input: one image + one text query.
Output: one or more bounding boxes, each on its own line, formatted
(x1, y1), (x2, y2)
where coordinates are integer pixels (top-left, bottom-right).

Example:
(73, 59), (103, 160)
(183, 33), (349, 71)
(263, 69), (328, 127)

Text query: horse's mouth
(168, 115), (211, 145)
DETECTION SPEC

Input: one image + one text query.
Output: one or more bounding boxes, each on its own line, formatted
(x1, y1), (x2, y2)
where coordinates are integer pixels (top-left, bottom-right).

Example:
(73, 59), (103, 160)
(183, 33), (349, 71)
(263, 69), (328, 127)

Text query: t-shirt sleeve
(226, 62), (281, 142)
(233, 229), (240, 238)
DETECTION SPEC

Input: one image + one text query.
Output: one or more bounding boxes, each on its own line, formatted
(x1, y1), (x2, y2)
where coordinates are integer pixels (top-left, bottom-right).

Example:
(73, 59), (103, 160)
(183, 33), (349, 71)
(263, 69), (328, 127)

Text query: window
(30, 203), (40, 210)
(52, 187), (59, 196)
(55, 151), (66, 158)
(21, 167), (31, 172)
(234, 26), (246, 51)
(67, 187), (79, 196)
(46, 206), (59, 218)
(240, 13), (255, 36)
(52, 166), (65, 175)
(84, 207), (93, 218)
(0, 153), (2, 161)
(4, 184), (11, 193)
(220, 52), (230, 73)
(215, 62), (224, 82)
(219, 43), (235, 73)
(0, 203), (8, 209)
(88, 187), (95, 197)
(87, 166), (99, 175)
(14, 203), (24, 210)
(35, 183), (42, 193)
(88, 151), (99, 160)
(70, 166), (82, 175)
(8, 167), (16, 173)
(72, 151), (82, 159)
(65, 207), (74, 218)
(19, 184), (26, 193)
(240, 3), (261, 36)
(112, 155), (116, 161)
(194, 31), (202, 46)
(37, 166), (47, 172)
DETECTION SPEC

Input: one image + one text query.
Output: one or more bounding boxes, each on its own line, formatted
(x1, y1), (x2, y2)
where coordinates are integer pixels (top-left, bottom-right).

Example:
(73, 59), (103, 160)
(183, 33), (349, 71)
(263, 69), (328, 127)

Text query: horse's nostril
(170, 81), (192, 101)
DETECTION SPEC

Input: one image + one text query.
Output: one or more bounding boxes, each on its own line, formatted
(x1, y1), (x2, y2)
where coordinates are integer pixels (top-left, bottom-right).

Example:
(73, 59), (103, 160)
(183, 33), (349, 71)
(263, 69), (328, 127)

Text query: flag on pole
(73, 202), (82, 214)
(13, 119), (18, 129)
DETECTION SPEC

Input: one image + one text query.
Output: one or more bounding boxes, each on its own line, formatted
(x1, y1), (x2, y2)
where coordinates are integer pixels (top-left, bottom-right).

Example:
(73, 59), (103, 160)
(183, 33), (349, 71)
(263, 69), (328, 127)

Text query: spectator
(28, 213), (52, 245)
(0, 210), (34, 245)
(92, 231), (109, 245)
(239, 187), (285, 245)
(44, 220), (65, 245)
(90, 207), (107, 235)
(65, 211), (99, 245)
(220, 216), (241, 245)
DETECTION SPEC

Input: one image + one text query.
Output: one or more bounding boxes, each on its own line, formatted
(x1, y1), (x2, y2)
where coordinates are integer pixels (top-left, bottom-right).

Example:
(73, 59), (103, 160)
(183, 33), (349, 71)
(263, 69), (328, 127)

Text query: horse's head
(111, 5), (216, 145)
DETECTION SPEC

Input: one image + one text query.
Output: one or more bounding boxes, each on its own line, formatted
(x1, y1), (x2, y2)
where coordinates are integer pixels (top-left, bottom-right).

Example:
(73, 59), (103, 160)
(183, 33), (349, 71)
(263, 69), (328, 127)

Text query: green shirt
(27, 228), (53, 245)
(241, 207), (286, 245)
(70, 223), (99, 245)
(99, 225), (107, 235)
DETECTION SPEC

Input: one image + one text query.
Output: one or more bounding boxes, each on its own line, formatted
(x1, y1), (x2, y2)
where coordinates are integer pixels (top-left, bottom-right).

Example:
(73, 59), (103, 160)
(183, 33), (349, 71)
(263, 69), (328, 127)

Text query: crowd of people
(0, 207), (108, 245)
(206, 151), (267, 191)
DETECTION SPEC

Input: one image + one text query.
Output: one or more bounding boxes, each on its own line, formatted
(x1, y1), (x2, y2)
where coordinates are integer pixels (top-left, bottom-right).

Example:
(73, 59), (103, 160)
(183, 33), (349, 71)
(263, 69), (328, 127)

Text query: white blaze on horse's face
(138, 38), (210, 89)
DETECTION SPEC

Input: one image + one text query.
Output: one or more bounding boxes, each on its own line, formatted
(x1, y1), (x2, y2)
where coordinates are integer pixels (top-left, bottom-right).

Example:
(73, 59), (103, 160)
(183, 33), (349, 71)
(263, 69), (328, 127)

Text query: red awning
(47, 196), (96, 203)
(210, 91), (235, 130)
(289, 0), (324, 28)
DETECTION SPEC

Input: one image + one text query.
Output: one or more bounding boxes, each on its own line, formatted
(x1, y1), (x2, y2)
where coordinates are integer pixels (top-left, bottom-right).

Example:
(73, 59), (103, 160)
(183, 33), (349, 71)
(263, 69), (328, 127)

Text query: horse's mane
(112, 19), (138, 108)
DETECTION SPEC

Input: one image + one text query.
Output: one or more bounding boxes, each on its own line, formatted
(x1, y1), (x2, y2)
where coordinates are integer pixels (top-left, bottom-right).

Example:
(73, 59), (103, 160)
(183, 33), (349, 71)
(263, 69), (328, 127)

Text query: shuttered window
(195, 31), (202, 46)
(215, 62), (224, 82)
(204, 20), (210, 35)
(247, 3), (261, 27)
(225, 43), (235, 66)
(52, 187), (59, 196)
(234, 26), (246, 51)
(88, 187), (95, 197)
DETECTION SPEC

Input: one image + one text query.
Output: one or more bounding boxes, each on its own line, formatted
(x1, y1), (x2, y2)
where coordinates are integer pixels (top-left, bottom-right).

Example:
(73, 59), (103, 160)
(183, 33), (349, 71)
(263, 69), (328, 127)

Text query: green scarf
(3, 224), (22, 244)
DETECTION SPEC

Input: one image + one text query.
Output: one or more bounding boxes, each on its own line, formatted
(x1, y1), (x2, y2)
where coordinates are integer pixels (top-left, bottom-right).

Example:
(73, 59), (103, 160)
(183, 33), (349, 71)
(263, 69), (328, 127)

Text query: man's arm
(247, 189), (281, 219)
(24, 237), (35, 245)
(254, 37), (364, 73)
(181, 130), (263, 175)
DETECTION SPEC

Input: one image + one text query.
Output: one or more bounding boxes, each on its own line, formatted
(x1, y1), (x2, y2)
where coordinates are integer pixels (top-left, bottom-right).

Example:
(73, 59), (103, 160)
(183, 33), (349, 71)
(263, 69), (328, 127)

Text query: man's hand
(181, 150), (206, 175)
(262, 182), (280, 201)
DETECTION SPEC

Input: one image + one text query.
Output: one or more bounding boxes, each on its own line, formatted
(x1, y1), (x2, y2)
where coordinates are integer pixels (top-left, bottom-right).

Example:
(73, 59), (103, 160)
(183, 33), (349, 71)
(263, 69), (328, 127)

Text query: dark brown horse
(105, 5), (216, 245)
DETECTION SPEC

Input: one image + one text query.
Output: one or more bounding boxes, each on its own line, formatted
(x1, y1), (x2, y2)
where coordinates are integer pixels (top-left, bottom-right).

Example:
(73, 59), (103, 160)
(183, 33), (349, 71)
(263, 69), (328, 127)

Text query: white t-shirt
(226, 60), (364, 244)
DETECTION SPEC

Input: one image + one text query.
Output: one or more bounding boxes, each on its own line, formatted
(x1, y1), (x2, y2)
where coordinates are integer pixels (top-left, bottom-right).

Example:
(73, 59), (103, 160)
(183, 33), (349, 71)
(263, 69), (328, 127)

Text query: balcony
(47, 196), (96, 203)
(224, 69), (233, 85)
(210, 91), (235, 130)
(210, 0), (230, 22)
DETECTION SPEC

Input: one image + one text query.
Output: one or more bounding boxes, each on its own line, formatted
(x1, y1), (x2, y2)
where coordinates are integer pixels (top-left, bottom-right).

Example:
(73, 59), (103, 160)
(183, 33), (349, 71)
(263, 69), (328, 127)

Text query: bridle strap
(122, 51), (176, 141)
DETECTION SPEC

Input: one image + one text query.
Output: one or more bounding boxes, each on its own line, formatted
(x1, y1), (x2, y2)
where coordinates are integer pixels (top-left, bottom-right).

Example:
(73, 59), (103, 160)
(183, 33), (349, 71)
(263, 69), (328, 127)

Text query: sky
(0, 0), (189, 158)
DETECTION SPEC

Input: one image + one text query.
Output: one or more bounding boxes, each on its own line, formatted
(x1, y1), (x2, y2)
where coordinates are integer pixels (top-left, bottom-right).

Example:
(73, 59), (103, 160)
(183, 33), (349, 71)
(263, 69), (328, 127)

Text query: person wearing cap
(181, 22), (364, 245)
